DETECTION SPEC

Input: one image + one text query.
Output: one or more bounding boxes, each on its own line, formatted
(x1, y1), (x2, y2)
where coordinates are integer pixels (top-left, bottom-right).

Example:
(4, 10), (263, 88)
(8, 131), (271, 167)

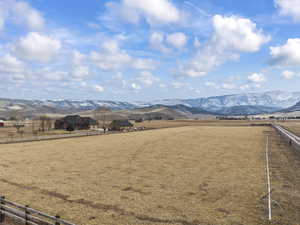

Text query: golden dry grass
(0, 125), (271, 225)
(278, 121), (300, 136)
(135, 119), (272, 129)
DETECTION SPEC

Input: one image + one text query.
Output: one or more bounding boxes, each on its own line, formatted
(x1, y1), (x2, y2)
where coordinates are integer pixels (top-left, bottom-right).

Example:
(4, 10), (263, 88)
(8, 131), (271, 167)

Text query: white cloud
(212, 15), (270, 52)
(70, 66), (90, 79)
(136, 71), (160, 85)
(0, 17), (4, 31)
(90, 40), (132, 70)
(150, 31), (170, 53)
(0, 0), (44, 31)
(131, 83), (141, 90)
(38, 68), (68, 81)
(205, 81), (219, 88)
(275, 0), (300, 21)
(0, 54), (24, 74)
(281, 70), (295, 79)
(171, 81), (187, 89)
(247, 73), (266, 83)
(239, 84), (250, 90)
(11, 0), (44, 30)
(72, 50), (85, 66)
(93, 84), (104, 92)
(167, 32), (187, 49)
(13, 32), (61, 63)
(104, 0), (182, 26)
(132, 58), (156, 70)
(270, 39), (300, 66)
(194, 37), (201, 48)
(221, 83), (236, 89)
(90, 39), (156, 71)
(181, 15), (270, 77)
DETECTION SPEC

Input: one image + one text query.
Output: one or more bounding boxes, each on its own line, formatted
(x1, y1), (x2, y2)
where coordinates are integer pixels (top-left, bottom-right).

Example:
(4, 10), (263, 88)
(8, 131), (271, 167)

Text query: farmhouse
(109, 120), (133, 131)
(55, 115), (97, 130)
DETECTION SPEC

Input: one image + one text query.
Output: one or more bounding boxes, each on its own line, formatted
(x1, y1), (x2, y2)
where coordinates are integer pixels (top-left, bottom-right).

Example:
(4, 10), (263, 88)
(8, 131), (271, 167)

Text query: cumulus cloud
(171, 81), (187, 89)
(13, 32), (61, 63)
(103, 0), (182, 27)
(150, 31), (170, 53)
(166, 32), (187, 49)
(132, 58), (156, 70)
(90, 39), (156, 70)
(70, 66), (90, 79)
(269, 39), (300, 66)
(72, 50), (85, 66)
(180, 15), (270, 77)
(90, 40), (132, 70)
(135, 71), (160, 85)
(0, 54), (25, 74)
(11, 0), (44, 30)
(205, 81), (219, 88)
(0, 0), (44, 31)
(38, 68), (68, 81)
(281, 70), (295, 79)
(93, 84), (104, 92)
(131, 83), (141, 90)
(221, 83), (236, 89)
(247, 73), (266, 83)
(275, 0), (300, 21)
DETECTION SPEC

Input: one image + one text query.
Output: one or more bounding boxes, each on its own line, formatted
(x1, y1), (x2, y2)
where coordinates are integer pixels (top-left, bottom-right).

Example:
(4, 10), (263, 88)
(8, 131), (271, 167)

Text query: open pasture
(0, 124), (275, 225)
(279, 120), (300, 136)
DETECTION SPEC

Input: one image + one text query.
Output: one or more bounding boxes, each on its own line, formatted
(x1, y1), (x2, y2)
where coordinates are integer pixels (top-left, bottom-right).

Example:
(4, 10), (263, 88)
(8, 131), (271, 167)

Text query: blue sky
(1, 0), (300, 101)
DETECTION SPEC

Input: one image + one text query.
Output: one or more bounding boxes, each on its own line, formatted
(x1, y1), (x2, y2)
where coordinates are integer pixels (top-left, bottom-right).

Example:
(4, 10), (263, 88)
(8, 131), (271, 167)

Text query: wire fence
(272, 124), (300, 151)
(0, 196), (75, 225)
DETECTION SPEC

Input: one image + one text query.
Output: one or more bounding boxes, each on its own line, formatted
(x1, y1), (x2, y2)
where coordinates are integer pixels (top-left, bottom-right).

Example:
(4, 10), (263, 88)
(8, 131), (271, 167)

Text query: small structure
(109, 120), (133, 131)
(55, 115), (97, 130)
(0, 120), (4, 127)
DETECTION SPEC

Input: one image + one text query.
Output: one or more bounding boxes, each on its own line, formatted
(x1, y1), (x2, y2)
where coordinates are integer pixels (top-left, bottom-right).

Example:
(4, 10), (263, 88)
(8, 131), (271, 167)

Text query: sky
(1, 0), (300, 101)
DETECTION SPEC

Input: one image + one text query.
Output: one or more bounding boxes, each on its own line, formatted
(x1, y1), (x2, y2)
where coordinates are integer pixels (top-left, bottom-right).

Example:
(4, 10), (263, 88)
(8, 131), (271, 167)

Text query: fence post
(25, 205), (29, 225)
(55, 214), (60, 225)
(0, 196), (5, 223)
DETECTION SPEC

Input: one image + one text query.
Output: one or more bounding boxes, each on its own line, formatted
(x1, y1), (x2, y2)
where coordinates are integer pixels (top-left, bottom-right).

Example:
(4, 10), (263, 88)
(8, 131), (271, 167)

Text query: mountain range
(1, 90), (300, 118)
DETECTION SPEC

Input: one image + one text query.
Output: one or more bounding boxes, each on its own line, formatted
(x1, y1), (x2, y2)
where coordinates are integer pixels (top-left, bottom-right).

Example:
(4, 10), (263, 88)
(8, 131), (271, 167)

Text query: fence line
(0, 196), (75, 225)
(271, 124), (300, 151)
(265, 135), (272, 221)
(0, 127), (148, 145)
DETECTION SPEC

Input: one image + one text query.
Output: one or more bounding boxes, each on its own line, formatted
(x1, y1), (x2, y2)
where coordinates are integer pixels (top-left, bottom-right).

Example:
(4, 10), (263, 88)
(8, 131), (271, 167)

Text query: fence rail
(0, 196), (75, 225)
(272, 124), (300, 151)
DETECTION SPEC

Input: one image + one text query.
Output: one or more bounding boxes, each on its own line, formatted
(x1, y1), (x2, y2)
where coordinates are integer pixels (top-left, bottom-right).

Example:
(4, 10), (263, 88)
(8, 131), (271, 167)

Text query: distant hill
(281, 101), (300, 113)
(216, 105), (281, 116)
(0, 90), (300, 118)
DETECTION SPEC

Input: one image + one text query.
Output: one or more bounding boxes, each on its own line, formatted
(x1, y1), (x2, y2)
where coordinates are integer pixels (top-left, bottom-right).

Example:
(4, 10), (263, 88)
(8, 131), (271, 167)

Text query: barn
(0, 120), (4, 127)
(55, 115), (97, 130)
(109, 120), (133, 131)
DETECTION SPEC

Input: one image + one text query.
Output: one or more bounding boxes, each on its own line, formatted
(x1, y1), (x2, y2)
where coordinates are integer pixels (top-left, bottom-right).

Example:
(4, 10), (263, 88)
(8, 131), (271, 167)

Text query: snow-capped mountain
(282, 100), (300, 112)
(0, 90), (300, 117)
(147, 91), (300, 112)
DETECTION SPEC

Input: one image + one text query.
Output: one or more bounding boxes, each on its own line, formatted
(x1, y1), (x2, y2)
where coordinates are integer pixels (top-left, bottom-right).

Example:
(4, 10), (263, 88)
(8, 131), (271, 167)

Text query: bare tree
(93, 107), (112, 130)
(38, 115), (52, 132)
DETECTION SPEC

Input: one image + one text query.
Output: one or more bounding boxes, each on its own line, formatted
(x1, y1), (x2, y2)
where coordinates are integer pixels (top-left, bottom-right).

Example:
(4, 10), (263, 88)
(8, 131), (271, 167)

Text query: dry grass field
(278, 121), (300, 136)
(0, 126), (70, 141)
(0, 124), (278, 225)
(135, 119), (272, 129)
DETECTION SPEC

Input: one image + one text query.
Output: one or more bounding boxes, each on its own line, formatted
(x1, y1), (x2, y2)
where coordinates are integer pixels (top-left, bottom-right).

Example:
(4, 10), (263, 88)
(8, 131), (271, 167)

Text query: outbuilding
(55, 115), (97, 130)
(109, 120), (133, 131)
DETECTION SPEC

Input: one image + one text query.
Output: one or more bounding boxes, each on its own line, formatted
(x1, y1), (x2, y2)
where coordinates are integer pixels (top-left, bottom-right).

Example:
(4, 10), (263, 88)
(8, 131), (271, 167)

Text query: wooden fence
(272, 124), (300, 151)
(0, 196), (75, 225)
